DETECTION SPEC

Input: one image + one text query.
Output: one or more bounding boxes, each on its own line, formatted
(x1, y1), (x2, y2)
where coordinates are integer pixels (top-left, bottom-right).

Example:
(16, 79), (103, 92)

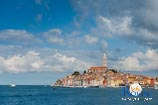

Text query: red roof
(88, 66), (107, 71)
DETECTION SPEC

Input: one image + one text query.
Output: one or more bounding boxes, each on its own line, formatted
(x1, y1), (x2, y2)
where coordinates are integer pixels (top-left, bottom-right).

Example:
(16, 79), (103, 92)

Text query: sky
(0, 0), (158, 85)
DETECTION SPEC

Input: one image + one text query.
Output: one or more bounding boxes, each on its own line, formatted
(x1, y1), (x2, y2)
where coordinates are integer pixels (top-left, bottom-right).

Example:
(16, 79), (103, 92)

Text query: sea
(0, 85), (158, 105)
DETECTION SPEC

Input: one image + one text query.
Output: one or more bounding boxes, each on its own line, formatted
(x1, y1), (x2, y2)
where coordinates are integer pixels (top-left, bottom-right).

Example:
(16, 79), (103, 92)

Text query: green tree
(72, 71), (80, 75)
(108, 69), (117, 73)
(83, 70), (86, 74)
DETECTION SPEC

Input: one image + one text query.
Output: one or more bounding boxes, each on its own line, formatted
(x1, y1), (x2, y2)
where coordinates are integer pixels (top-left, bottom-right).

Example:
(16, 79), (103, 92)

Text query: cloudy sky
(0, 0), (158, 85)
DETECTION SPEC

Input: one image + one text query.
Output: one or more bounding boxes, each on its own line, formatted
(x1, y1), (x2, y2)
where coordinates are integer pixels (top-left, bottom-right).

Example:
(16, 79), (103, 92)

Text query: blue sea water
(0, 85), (158, 105)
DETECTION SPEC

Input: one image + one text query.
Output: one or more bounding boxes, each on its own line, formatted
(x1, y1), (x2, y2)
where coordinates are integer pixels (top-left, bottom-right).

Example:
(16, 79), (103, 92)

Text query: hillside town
(54, 54), (158, 88)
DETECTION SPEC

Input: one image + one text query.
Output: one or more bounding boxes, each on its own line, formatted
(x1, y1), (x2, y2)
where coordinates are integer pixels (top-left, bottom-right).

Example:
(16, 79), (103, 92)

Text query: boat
(9, 83), (16, 87)
(83, 86), (88, 88)
(88, 85), (99, 88)
(154, 85), (158, 89)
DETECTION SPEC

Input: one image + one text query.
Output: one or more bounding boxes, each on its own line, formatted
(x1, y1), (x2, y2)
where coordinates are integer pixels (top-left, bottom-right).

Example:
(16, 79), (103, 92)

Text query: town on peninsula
(53, 54), (158, 88)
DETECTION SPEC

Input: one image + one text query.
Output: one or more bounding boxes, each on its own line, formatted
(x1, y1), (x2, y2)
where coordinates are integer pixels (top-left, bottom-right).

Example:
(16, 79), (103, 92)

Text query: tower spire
(102, 53), (107, 67)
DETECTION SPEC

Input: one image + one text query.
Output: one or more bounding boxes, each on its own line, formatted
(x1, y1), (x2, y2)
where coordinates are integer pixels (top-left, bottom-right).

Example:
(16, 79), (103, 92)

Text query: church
(88, 53), (108, 73)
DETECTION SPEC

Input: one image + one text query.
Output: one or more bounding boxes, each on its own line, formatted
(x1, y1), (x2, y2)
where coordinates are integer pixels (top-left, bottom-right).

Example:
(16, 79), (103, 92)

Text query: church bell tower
(102, 53), (107, 67)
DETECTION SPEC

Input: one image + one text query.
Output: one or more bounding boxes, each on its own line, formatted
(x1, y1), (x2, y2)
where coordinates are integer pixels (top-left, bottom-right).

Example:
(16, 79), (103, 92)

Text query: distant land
(53, 54), (158, 88)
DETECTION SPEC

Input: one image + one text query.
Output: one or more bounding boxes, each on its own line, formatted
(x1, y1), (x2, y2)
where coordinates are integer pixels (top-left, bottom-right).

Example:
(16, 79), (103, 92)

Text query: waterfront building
(154, 79), (158, 89)
(103, 79), (107, 86)
(150, 78), (155, 87)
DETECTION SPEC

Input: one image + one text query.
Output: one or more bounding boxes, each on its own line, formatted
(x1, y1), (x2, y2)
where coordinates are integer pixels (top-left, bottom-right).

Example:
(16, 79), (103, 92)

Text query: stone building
(88, 53), (108, 73)
(88, 66), (107, 73)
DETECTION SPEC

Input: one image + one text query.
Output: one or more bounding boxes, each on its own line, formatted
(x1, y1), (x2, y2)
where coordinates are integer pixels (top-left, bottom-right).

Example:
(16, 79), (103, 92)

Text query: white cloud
(0, 50), (92, 73)
(48, 37), (64, 44)
(136, 28), (158, 46)
(85, 35), (98, 44)
(45, 29), (62, 35)
(54, 53), (76, 63)
(118, 49), (158, 71)
(0, 29), (42, 45)
(0, 51), (44, 73)
(71, 0), (158, 49)
(95, 16), (133, 37)
(0, 29), (33, 40)
(94, 16), (158, 48)
(44, 29), (64, 44)
(43, 29), (100, 48)
(145, 0), (158, 31)
(49, 52), (91, 72)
